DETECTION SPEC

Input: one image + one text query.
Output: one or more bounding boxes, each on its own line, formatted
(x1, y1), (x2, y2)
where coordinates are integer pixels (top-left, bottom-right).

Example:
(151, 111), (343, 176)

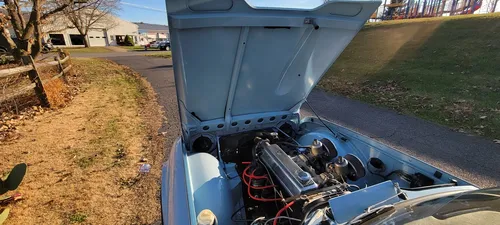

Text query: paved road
(74, 52), (500, 188)
(303, 91), (500, 188)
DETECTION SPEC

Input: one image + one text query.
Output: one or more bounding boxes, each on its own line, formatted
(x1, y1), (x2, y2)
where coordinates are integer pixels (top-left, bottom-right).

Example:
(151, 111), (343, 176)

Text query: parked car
(0, 46), (9, 55)
(158, 41), (170, 51)
(0, 33), (13, 55)
(161, 0), (482, 225)
(149, 41), (160, 48)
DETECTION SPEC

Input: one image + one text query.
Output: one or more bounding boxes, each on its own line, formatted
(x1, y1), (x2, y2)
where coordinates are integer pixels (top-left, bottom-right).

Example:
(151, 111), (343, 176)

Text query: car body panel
(165, 0), (381, 141)
(150, 41), (160, 48)
(298, 117), (473, 188)
(158, 41), (170, 50)
(161, 0), (478, 224)
(161, 117), (477, 224)
(161, 139), (192, 225)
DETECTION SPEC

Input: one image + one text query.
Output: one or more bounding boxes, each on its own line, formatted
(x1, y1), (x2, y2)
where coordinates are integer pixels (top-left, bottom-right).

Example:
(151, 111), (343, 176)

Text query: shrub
(124, 35), (134, 46)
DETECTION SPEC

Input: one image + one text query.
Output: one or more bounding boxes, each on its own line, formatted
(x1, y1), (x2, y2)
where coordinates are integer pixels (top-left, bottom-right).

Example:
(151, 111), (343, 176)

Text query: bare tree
(64, 0), (119, 47)
(0, 0), (75, 61)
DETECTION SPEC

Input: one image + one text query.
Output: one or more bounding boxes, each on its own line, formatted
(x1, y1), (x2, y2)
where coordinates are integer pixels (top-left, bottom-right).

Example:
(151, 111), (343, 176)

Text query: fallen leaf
(479, 116), (487, 119)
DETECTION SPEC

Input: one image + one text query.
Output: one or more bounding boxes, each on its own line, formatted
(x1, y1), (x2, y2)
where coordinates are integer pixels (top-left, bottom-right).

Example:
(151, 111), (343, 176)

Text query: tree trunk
(83, 35), (90, 47)
(31, 38), (42, 59)
(493, 0), (499, 13)
(11, 39), (31, 62)
(3, 0), (73, 62)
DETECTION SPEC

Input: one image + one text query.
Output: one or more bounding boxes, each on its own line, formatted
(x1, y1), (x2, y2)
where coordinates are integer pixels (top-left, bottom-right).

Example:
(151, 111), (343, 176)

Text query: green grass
(318, 13), (500, 139)
(76, 156), (94, 168)
(69, 212), (87, 223)
(118, 45), (160, 51)
(145, 51), (172, 58)
(61, 47), (113, 53)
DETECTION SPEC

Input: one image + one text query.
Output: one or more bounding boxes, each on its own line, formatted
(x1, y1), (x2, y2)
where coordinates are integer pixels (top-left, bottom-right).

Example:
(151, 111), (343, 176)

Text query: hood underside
(166, 0), (380, 134)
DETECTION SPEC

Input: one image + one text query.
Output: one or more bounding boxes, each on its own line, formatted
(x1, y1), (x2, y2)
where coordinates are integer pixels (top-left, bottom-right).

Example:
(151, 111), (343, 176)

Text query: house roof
(134, 22), (169, 31)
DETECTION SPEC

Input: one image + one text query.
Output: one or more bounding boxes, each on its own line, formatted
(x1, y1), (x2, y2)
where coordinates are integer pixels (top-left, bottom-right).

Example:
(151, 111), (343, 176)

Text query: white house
(43, 14), (139, 47)
(134, 22), (169, 44)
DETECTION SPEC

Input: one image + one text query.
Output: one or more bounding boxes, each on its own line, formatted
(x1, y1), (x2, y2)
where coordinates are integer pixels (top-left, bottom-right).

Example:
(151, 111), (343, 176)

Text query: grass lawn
(59, 47), (113, 53)
(145, 51), (172, 58)
(318, 13), (500, 140)
(119, 45), (160, 51)
(0, 59), (164, 224)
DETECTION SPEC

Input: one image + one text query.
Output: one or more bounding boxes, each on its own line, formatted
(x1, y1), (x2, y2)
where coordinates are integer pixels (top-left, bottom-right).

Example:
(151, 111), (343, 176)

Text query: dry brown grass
(1, 59), (73, 113)
(38, 66), (70, 108)
(0, 72), (36, 113)
(0, 58), (165, 224)
(43, 78), (68, 108)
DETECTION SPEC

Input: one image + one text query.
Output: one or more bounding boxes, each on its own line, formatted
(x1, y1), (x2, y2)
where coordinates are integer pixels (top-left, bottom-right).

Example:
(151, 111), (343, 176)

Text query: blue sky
(117, 0), (168, 25)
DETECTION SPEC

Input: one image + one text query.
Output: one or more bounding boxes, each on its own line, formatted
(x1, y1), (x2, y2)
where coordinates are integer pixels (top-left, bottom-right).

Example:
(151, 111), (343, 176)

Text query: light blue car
(160, 0), (494, 224)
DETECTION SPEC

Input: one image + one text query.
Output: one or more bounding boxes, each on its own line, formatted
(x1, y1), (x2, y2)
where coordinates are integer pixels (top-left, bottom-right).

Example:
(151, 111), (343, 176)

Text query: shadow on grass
(148, 65), (173, 69)
(317, 14), (500, 186)
(320, 14), (500, 140)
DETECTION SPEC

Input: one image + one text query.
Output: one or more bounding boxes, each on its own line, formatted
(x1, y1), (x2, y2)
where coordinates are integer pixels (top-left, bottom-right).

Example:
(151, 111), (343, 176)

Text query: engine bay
(221, 130), (358, 224)
(186, 121), (463, 225)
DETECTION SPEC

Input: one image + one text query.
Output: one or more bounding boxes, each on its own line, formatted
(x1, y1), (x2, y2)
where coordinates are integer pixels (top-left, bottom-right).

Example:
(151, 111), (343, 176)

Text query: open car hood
(166, 0), (380, 134)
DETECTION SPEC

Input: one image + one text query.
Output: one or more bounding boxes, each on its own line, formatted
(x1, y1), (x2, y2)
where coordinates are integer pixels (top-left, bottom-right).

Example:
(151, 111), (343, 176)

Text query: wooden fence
(0, 50), (72, 107)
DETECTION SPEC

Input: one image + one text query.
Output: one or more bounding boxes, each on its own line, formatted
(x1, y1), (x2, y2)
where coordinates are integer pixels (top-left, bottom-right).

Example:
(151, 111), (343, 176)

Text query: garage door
(88, 30), (107, 46)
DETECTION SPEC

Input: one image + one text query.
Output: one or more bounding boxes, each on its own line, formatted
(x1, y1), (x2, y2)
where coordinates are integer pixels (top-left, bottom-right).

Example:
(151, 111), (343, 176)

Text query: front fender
(161, 138), (237, 225)
(161, 138), (192, 225)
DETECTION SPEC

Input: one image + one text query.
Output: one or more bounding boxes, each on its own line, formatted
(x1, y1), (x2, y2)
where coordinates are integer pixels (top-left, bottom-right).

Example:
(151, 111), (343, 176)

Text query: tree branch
(13, 0), (26, 29)
(40, 0), (74, 21)
(63, 0), (119, 46)
(4, 0), (25, 39)
(0, 15), (18, 50)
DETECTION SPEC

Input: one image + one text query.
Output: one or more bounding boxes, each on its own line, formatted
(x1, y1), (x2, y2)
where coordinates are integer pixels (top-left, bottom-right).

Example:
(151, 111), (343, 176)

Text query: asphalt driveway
(73, 53), (500, 188)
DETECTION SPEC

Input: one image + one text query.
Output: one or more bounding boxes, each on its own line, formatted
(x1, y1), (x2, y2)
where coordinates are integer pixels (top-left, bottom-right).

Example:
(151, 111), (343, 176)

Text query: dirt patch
(0, 58), (165, 224)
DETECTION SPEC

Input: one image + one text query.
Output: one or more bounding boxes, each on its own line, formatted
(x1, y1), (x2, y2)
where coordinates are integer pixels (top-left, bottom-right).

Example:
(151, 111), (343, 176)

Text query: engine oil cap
(197, 209), (217, 225)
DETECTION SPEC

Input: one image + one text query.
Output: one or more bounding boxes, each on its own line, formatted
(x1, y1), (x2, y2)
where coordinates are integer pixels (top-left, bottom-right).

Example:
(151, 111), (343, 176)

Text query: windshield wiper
(347, 205), (396, 225)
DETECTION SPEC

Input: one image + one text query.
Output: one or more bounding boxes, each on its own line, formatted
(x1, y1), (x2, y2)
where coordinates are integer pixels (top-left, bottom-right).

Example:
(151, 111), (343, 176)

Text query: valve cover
(259, 142), (318, 196)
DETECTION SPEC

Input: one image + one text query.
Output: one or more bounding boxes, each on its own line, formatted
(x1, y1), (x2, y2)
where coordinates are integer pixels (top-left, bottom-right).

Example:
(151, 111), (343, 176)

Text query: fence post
(21, 55), (50, 107)
(57, 48), (65, 58)
(54, 56), (68, 83)
(58, 48), (73, 77)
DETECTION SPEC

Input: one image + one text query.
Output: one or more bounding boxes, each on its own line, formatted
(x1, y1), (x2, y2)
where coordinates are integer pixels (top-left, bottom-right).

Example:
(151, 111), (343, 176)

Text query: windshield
(364, 188), (500, 225)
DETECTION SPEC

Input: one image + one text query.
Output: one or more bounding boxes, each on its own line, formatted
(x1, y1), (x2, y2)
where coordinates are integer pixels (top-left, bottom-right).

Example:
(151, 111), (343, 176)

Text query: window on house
(69, 34), (85, 45)
(90, 36), (94, 38)
(49, 34), (66, 45)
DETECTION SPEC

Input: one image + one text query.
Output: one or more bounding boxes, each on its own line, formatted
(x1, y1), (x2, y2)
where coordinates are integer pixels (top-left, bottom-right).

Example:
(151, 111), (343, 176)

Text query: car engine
(218, 129), (372, 225)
